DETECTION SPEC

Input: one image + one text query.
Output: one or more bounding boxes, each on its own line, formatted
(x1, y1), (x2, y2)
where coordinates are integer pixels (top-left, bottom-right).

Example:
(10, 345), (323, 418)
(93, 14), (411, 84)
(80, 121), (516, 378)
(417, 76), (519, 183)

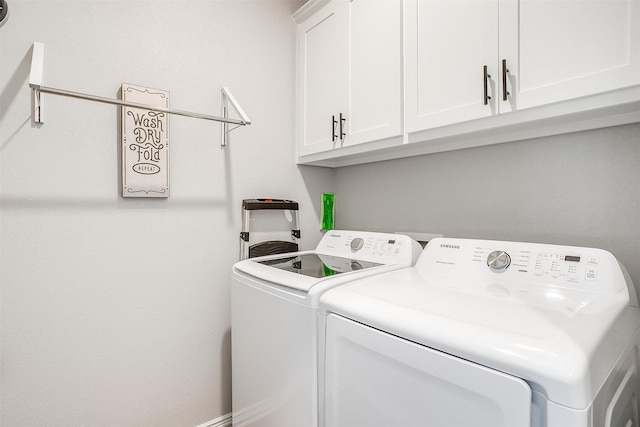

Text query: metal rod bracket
(221, 86), (251, 148)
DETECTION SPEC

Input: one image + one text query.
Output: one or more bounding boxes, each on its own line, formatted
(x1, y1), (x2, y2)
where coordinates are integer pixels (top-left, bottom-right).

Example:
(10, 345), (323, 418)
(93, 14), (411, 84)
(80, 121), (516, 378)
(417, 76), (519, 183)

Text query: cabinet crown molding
(293, 0), (332, 23)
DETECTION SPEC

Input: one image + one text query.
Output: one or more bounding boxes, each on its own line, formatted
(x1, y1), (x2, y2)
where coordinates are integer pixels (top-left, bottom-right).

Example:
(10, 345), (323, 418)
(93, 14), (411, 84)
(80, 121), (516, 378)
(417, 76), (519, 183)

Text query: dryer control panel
(417, 238), (631, 297)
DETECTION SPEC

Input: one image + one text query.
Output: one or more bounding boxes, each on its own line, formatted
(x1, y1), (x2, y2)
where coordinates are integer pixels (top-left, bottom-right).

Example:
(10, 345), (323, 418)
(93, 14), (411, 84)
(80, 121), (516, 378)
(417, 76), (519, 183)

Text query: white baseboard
(195, 413), (232, 427)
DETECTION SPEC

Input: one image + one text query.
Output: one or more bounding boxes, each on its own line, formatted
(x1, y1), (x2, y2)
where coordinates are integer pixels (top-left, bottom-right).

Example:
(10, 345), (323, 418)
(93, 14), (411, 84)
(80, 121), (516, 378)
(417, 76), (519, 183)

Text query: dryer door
(323, 314), (532, 427)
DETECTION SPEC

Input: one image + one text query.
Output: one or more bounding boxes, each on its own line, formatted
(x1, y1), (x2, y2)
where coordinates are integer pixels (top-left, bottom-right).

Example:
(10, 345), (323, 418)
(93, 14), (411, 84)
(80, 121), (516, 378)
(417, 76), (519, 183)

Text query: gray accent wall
(334, 123), (640, 288)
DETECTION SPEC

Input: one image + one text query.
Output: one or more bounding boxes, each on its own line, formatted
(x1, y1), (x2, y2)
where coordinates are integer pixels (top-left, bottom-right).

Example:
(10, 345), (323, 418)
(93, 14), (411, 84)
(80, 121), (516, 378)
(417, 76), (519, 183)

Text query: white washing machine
(231, 230), (422, 427)
(318, 237), (640, 427)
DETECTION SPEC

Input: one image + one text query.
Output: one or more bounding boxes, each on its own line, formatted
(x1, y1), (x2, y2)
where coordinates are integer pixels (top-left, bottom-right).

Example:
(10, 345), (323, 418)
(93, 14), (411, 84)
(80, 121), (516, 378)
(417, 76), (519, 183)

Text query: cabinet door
(500, 0), (640, 111)
(297, 2), (348, 157)
(343, 0), (403, 147)
(405, 0), (499, 132)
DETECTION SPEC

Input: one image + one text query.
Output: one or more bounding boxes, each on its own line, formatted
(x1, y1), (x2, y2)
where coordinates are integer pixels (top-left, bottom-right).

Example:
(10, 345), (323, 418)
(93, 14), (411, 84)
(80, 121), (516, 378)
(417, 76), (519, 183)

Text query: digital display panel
(564, 255), (581, 262)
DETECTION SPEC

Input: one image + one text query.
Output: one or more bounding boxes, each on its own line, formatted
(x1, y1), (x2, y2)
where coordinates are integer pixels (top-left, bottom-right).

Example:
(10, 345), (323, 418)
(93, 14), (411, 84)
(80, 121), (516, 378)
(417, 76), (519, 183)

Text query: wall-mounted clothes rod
(33, 85), (247, 125)
(28, 42), (251, 147)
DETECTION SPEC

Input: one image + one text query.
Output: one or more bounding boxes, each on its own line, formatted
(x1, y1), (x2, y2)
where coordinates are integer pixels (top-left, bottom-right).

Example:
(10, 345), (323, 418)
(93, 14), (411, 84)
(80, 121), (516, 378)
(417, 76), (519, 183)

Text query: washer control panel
(316, 230), (422, 265)
(417, 237), (628, 295)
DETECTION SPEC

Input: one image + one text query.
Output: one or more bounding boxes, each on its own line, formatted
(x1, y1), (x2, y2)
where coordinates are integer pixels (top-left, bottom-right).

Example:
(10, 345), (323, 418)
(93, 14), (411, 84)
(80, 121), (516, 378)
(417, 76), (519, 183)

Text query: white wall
(334, 123), (640, 288)
(0, 1), (332, 426)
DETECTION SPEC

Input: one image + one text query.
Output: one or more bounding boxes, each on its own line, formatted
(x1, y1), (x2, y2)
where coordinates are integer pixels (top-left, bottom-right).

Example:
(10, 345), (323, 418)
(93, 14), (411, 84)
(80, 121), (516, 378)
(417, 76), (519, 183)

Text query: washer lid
(319, 238), (640, 410)
(257, 253), (382, 278)
(234, 252), (389, 292)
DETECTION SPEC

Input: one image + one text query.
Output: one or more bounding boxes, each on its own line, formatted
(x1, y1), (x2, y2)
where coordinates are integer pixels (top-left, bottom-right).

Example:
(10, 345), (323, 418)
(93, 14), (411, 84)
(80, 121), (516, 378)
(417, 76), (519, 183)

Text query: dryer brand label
(440, 244), (460, 249)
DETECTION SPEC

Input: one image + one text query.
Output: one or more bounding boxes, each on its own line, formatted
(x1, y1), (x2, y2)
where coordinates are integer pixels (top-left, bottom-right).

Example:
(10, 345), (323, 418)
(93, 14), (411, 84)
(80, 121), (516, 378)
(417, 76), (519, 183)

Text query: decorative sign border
(121, 83), (170, 198)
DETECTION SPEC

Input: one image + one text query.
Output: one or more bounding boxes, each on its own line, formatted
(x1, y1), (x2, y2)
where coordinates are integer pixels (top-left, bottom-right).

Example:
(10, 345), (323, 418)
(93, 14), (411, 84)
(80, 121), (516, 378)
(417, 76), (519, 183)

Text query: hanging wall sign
(121, 83), (170, 198)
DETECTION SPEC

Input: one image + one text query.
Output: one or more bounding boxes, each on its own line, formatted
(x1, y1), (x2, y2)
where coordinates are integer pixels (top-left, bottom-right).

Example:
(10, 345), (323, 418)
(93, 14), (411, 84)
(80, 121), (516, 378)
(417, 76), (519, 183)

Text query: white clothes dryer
(231, 230), (422, 427)
(318, 237), (640, 427)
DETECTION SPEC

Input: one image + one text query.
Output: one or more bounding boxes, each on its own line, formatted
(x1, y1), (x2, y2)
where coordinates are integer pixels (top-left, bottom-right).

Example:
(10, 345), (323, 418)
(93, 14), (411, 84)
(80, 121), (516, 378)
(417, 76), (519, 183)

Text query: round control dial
(487, 250), (511, 272)
(350, 237), (365, 251)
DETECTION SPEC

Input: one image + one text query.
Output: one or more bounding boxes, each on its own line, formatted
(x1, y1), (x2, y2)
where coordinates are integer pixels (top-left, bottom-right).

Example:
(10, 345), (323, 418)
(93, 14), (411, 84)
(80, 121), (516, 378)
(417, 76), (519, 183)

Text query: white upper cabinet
(406, 0), (640, 133)
(405, 0), (499, 131)
(296, 0), (639, 167)
(500, 0), (640, 111)
(296, 0), (403, 159)
(297, 1), (347, 156)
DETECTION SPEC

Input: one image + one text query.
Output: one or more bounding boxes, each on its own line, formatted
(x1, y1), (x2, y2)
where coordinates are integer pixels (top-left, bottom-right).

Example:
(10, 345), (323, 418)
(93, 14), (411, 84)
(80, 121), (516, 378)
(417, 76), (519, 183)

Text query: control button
(567, 273), (579, 282)
(350, 237), (365, 252)
(534, 269), (544, 277)
(487, 250), (511, 273)
(586, 266), (597, 281)
(550, 270), (560, 278)
(587, 257), (599, 265)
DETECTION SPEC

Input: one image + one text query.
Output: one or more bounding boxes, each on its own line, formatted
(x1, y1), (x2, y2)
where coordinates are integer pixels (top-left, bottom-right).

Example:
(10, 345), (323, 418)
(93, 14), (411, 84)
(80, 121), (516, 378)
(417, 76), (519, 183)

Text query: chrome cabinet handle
(502, 59), (510, 101)
(483, 65), (491, 106)
(339, 113), (346, 140)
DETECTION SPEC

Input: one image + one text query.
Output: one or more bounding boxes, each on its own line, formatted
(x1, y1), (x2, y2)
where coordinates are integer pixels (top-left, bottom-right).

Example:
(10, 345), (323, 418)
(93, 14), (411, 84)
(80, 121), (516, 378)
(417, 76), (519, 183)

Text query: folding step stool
(240, 198), (300, 260)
